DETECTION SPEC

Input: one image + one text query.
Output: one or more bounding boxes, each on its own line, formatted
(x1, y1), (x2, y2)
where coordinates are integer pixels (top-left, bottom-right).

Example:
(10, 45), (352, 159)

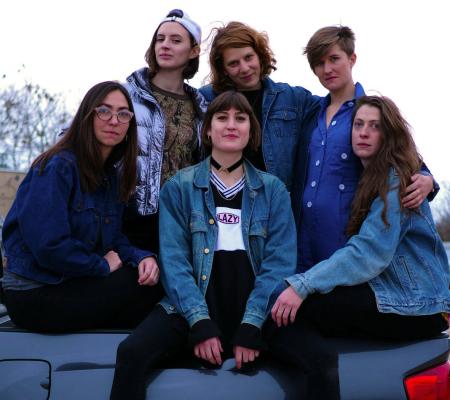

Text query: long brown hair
(201, 91), (261, 154)
(33, 81), (138, 201)
(347, 96), (422, 236)
(206, 21), (277, 93)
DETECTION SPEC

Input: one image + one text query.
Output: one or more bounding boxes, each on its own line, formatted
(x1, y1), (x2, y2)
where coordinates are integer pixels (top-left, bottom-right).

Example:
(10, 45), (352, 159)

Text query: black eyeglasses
(94, 106), (134, 124)
(166, 9), (183, 18)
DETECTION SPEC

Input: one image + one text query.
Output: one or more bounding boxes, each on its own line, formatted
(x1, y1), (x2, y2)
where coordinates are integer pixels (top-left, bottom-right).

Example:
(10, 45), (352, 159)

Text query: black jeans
(110, 305), (190, 400)
(299, 283), (448, 341)
(267, 283), (448, 400)
(4, 265), (164, 332)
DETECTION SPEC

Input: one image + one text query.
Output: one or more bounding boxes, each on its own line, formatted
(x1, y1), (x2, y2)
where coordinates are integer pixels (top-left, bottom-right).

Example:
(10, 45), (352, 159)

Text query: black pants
(122, 209), (159, 253)
(299, 283), (448, 341)
(269, 283), (448, 400)
(110, 306), (190, 400)
(4, 265), (164, 332)
(110, 285), (448, 400)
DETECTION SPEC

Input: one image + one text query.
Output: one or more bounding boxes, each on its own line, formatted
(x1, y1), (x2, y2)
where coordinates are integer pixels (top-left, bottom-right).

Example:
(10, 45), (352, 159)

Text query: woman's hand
(104, 250), (123, 272)
(138, 257), (159, 286)
(402, 174), (433, 209)
(271, 286), (303, 327)
(233, 345), (260, 369)
(194, 337), (223, 365)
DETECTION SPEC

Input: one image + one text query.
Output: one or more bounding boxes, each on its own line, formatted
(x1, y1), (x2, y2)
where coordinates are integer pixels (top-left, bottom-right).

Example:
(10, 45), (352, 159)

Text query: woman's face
(208, 107), (250, 157)
(352, 105), (383, 167)
(93, 90), (131, 160)
(154, 22), (199, 72)
(313, 44), (356, 94)
(222, 46), (262, 91)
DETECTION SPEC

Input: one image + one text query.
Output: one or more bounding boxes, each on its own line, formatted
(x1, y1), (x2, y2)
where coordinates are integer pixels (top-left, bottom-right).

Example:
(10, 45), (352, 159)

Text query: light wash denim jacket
(288, 171), (450, 316)
(200, 78), (320, 192)
(158, 158), (297, 328)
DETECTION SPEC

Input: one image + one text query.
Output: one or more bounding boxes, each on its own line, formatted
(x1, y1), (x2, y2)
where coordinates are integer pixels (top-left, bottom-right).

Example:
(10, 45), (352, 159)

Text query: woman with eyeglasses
(1, 81), (162, 332)
(122, 9), (207, 254)
(109, 91), (297, 400)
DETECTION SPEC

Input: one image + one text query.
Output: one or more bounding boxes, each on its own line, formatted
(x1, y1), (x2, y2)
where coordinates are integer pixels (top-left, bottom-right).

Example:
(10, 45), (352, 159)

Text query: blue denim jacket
(2, 151), (153, 285)
(158, 158), (297, 328)
(288, 171), (450, 316)
(200, 78), (320, 191)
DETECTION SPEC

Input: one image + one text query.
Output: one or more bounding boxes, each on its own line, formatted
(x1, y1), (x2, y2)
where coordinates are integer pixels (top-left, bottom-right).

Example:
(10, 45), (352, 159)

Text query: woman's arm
(287, 175), (403, 300)
(242, 179), (298, 328)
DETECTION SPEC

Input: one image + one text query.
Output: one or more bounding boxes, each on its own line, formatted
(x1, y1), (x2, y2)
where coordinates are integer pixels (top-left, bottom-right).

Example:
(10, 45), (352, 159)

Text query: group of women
(1, 8), (449, 400)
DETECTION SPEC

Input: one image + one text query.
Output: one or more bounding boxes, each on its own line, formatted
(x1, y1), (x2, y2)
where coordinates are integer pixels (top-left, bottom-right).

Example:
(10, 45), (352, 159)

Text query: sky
(1, 0), (449, 206)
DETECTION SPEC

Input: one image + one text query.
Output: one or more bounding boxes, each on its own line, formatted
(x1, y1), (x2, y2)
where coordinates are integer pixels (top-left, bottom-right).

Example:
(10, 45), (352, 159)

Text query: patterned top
(151, 83), (197, 186)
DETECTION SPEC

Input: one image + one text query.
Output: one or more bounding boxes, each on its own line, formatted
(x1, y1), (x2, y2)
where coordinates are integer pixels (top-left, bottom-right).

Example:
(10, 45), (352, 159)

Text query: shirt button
(315, 160), (320, 166)
(307, 201), (312, 208)
(321, 140), (325, 146)
(339, 184), (345, 191)
(204, 248), (210, 254)
(311, 181), (317, 187)
(331, 120), (337, 126)
(208, 218), (214, 225)
(341, 153), (348, 160)
(201, 274), (207, 281)
(169, 306), (175, 311)
(348, 101), (354, 107)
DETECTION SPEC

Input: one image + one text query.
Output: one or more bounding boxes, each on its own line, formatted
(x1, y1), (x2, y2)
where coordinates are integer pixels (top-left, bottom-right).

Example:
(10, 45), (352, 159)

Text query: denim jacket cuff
(286, 274), (312, 300)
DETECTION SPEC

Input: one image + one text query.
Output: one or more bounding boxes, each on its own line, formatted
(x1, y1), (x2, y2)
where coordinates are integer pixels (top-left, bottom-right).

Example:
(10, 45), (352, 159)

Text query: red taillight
(404, 361), (450, 400)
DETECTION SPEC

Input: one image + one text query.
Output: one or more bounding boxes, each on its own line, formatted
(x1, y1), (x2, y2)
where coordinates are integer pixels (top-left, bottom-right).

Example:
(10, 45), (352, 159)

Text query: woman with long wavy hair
(2, 81), (162, 332)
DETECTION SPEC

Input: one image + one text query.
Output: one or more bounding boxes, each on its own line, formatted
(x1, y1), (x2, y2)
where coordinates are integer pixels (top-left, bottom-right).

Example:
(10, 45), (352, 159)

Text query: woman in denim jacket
(273, 95), (449, 340)
(2, 81), (162, 332)
(110, 91), (297, 400)
(266, 95), (449, 399)
(200, 21), (320, 192)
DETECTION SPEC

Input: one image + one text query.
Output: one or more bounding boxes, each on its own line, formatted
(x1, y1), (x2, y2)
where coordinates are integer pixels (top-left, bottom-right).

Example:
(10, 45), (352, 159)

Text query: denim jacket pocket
(190, 211), (208, 256)
(392, 255), (419, 291)
(268, 109), (298, 137)
(69, 194), (99, 250)
(248, 218), (268, 268)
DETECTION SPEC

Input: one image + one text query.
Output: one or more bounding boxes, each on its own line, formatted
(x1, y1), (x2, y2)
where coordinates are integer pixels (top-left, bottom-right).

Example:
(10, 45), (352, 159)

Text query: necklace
(210, 156), (243, 173)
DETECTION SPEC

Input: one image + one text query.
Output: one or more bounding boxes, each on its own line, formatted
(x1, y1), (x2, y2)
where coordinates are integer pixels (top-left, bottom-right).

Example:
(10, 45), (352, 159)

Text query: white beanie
(160, 9), (201, 45)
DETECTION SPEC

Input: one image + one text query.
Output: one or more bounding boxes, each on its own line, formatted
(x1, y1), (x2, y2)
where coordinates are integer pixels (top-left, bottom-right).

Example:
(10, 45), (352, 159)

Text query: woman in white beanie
(122, 9), (208, 255)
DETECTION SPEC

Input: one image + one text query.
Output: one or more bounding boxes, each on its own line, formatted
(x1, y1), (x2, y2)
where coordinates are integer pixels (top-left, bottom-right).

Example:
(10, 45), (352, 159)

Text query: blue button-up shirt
(297, 83), (365, 272)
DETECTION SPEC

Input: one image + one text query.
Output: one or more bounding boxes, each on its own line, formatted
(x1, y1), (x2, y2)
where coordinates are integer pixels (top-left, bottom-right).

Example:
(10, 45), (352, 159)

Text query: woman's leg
(266, 319), (339, 400)
(3, 265), (163, 332)
(300, 283), (448, 341)
(110, 306), (189, 400)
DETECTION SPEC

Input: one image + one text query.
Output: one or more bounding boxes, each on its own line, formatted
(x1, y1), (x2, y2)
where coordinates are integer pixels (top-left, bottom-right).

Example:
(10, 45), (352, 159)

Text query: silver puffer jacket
(124, 67), (208, 216)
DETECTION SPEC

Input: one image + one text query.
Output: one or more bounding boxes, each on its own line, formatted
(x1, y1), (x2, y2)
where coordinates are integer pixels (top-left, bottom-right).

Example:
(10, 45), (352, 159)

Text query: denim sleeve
(242, 179), (297, 328)
(294, 85), (321, 126)
(158, 178), (211, 327)
(16, 159), (109, 277)
(419, 161), (440, 201)
(287, 176), (403, 299)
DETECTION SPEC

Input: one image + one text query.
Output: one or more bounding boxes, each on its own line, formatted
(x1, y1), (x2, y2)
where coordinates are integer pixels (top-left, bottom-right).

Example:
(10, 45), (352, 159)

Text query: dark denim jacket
(158, 158), (297, 328)
(2, 151), (152, 285)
